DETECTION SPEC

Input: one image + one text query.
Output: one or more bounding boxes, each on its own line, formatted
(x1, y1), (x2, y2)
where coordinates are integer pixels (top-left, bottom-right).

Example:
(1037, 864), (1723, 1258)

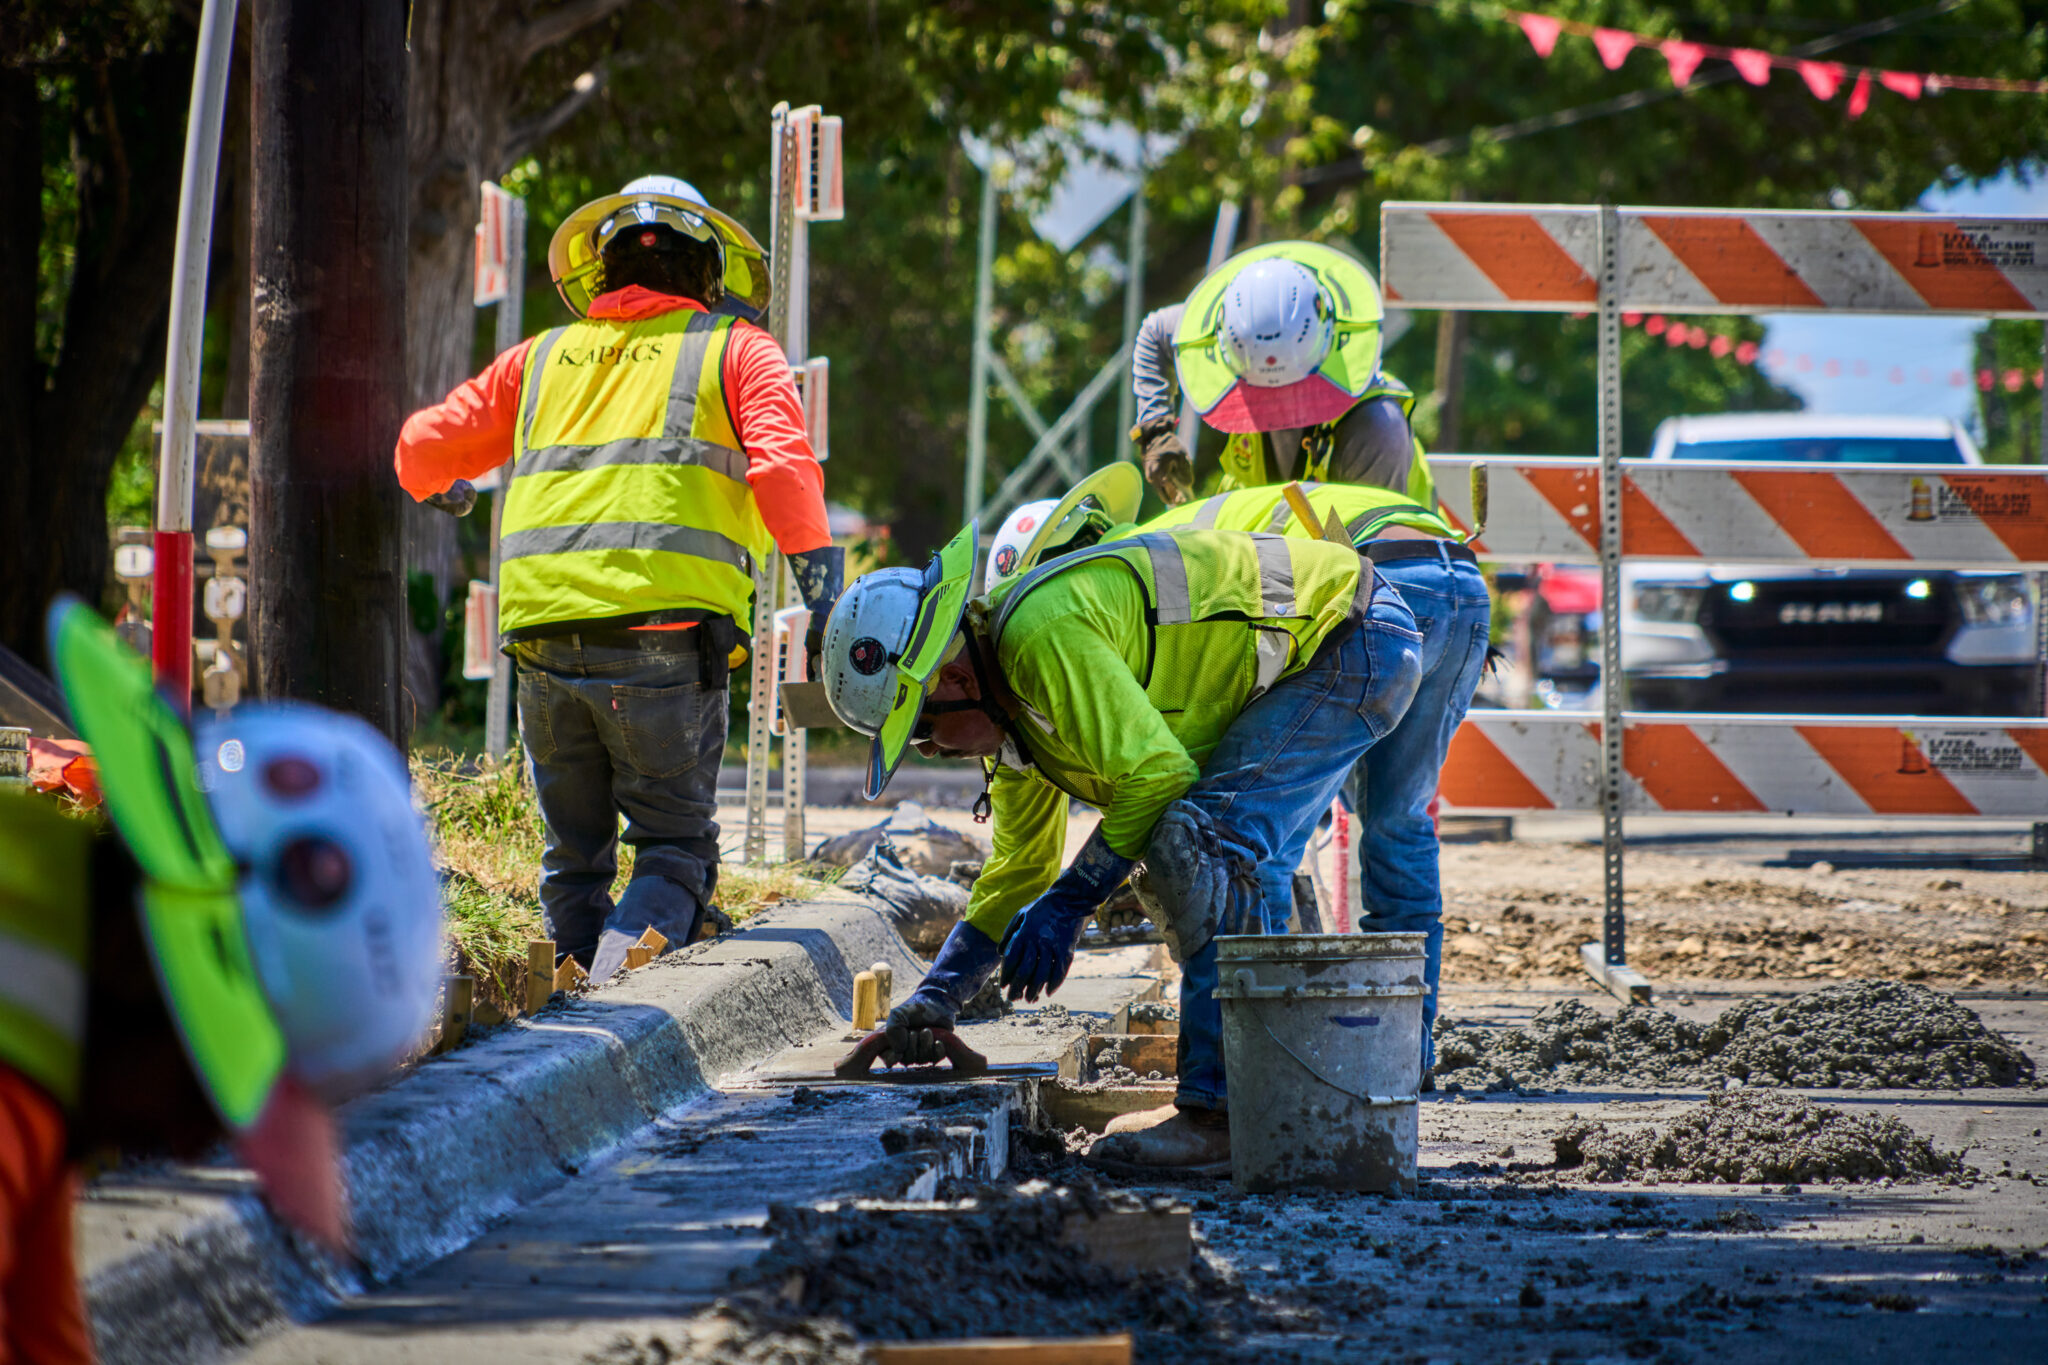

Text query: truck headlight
(1633, 584), (1705, 623)
(1957, 575), (2034, 628)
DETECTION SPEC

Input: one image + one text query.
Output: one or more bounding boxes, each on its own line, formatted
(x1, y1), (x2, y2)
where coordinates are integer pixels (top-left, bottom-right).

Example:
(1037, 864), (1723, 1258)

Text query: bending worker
(1127, 240), (1435, 509)
(2, 602), (443, 1359)
(1141, 481), (1492, 1074)
(820, 521), (1423, 1167)
(396, 176), (842, 980)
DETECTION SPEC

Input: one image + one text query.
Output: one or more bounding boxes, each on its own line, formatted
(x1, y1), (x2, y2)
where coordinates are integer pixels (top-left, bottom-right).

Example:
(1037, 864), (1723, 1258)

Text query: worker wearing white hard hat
(396, 174), (842, 981)
(982, 463), (1143, 593)
(0, 600), (445, 1353)
(1127, 241), (1435, 509)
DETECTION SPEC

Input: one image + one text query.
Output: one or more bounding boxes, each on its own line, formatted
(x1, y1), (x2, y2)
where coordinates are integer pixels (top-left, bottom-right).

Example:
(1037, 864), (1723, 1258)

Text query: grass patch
(411, 749), (838, 1016)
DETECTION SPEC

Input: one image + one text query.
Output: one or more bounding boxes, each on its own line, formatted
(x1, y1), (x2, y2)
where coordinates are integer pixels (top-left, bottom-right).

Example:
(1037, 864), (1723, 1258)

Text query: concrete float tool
(807, 1026), (1057, 1084)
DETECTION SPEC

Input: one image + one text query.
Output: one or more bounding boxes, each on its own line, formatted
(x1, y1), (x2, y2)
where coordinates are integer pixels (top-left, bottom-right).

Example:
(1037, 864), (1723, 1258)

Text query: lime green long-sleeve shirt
(960, 532), (1363, 940)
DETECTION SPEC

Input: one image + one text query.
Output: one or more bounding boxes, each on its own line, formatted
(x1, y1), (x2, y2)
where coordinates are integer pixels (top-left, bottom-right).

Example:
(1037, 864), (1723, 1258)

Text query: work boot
(1087, 1108), (1230, 1168)
(1103, 1102), (1179, 1136)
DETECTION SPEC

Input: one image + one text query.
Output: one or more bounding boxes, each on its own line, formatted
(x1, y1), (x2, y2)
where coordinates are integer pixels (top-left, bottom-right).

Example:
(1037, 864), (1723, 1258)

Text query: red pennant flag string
(1661, 40), (1705, 88)
(1592, 27), (1637, 71)
(1514, 11), (1562, 59)
(1846, 69), (1872, 118)
(1798, 61), (1845, 100)
(1879, 70), (1925, 99)
(1729, 49), (1773, 86)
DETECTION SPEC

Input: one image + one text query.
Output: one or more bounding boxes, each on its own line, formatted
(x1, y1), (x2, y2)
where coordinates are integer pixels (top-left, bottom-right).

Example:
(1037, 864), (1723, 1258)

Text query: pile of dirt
(737, 1181), (1281, 1351)
(582, 1302), (863, 1364)
(1434, 981), (2036, 1093)
(1552, 1092), (1968, 1185)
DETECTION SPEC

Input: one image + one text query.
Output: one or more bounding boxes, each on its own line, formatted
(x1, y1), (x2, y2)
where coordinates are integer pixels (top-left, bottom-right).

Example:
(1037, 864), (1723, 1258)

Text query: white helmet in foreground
(983, 463), (1145, 592)
(1220, 257), (1334, 389)
(821, 523), (979, 800)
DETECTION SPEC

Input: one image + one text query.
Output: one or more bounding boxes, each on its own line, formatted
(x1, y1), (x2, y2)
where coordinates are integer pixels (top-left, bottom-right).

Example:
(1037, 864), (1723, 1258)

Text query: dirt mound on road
(1435, 981), (2036, 1093)
(1552, 1092), (1968, 1185)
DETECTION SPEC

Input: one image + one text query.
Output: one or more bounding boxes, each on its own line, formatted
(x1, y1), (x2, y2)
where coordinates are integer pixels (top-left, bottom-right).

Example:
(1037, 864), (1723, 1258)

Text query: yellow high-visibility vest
(499, 310), (773, 639)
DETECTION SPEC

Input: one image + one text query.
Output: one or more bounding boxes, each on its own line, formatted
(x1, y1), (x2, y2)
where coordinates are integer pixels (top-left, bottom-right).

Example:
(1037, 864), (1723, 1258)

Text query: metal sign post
(480, 186), (525, 762)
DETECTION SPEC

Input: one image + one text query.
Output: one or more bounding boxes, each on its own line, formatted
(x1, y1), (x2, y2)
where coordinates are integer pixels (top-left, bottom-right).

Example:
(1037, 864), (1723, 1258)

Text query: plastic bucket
(1213, 932), (1425, 1193)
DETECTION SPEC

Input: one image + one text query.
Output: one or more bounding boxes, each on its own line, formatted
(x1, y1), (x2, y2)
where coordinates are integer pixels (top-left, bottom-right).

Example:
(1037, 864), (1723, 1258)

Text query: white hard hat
(195, 704), (444, 1099)
(549, 175), (769, 318)
(821, 523), (979, 800)
(985, 500), (1058, 592)
(1220, 258), (1334, 390)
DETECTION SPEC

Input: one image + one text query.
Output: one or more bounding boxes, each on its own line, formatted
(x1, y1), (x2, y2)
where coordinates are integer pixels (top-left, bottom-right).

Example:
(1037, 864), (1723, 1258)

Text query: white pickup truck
(1620, 413), (2038, 716)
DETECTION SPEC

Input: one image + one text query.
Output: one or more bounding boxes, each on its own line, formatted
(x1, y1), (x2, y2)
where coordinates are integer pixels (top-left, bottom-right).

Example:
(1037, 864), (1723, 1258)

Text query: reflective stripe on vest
(1148, 481), (1455, 545)
(500, 310), (772, 636)
(0, 792), (91, 1107)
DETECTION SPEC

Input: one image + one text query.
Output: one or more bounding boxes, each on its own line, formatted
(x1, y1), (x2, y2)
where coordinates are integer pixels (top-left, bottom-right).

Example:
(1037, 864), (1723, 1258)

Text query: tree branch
(505, 63), (609, 163)
(517, 0), (636, 66)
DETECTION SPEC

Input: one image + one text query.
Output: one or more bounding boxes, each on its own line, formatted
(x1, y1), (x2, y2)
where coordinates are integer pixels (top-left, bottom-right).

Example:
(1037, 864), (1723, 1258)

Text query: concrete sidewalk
(79, 896), (929, 1365)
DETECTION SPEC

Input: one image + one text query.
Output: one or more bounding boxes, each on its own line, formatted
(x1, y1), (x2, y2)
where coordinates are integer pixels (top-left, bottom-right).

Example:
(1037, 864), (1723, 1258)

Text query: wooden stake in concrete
(870, 961), (893, 1017)
(249, 0), (408, 740)
(526, 940), (554, 1015)
(432, 975), (474, 1055)
(868, 1338), (1131, 1365)
(851, 970), (882, 1032)
(552, 956), (589, 993)
(624, 925), (668, 969)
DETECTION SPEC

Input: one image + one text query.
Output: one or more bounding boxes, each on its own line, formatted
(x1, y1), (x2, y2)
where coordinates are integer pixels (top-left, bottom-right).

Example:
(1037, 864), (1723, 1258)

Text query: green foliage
(1973, 320), (2046, 464)
(104, 382), (159, 531)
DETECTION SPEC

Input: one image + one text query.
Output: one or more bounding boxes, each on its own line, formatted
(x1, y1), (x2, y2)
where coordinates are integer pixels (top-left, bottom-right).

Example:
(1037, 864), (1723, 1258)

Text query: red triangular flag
(1798, 61), (1844, 100)
(1661, 40), (1706, 88)
(1515, 12), (1563, 59)
(1879, 70), (1924, 99)
(1593, 28), (1637, 70)
(1730, 49), (1773, 86)
(1847, 69), (1872, 118)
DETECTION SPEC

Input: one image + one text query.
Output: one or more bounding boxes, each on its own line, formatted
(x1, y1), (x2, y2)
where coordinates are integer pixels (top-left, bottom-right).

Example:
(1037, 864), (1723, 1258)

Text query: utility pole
(249, 0), (409, 742)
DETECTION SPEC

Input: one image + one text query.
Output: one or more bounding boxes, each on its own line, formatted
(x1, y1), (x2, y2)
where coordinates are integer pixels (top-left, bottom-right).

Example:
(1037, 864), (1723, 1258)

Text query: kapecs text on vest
(555, 340), (668, 366)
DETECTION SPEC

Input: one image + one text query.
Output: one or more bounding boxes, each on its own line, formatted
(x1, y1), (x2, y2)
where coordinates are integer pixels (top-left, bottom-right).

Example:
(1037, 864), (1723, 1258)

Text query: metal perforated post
(745, 107), (801, 865)
(484, 194), (525, 762)
(1582, 204), (1651, 1003)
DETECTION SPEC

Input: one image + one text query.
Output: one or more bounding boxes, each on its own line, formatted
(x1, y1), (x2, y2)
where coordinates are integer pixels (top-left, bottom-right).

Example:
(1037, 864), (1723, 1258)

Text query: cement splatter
(1552, 1092), (1969, 1185)
(581, 1302), (863, 1364)
(1436, 981), (2036, 1093)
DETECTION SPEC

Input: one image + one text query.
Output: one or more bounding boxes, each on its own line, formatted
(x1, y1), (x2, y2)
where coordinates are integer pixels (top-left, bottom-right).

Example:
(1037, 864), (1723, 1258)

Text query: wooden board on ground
(867, 1335), (1131, 1364)
(1090, 1033), (1176, 1078)
(624, 925), (668, 969)
(526, 940), (554, 1014)
(1039, 1081), (1177, 1134)
(1060, 1208), (1191, 1274)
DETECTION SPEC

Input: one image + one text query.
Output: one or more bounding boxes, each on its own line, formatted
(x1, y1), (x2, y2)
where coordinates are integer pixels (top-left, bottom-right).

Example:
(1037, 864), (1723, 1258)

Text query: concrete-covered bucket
(1213, 932), (1426, 1193)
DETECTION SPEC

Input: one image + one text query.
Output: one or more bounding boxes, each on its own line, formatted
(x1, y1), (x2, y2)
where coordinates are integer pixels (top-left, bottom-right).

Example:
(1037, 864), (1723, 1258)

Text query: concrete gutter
(80, 895), (927, 1365)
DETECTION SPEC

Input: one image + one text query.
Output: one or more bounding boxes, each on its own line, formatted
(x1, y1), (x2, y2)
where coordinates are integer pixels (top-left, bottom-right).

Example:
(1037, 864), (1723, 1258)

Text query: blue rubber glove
(998, 827), (1136, 1003)
(882, 921), (1001, 1066)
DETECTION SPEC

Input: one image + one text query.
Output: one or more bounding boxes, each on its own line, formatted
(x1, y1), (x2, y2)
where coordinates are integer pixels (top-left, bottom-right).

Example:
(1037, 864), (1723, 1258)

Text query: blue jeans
(1273, 550), (1493, 1071)
(1173, 576), (1424, 1111)
(514, 630), (728, 964)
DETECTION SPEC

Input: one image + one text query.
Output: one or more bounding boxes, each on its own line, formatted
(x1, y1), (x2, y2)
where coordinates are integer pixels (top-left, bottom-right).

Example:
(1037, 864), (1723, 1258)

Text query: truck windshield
(1669, 436), (1966, 464)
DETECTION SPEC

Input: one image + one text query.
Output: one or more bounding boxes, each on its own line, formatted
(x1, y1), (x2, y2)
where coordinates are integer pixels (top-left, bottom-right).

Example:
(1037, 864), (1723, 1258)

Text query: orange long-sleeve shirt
(394, 286), (830, 555)
(0, 1068), (91, 1365)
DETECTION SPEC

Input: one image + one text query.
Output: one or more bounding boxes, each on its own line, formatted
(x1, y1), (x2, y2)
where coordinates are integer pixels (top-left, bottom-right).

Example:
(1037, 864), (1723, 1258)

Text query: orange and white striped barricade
(1385, 201), (2048, 1003)
(1426, 457), (2048, 568)
(1441, 713), (2048, 819)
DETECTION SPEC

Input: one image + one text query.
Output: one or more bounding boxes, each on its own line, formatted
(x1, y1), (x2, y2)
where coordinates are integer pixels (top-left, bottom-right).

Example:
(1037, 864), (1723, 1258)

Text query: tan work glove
(1132, 417), (1193, 506)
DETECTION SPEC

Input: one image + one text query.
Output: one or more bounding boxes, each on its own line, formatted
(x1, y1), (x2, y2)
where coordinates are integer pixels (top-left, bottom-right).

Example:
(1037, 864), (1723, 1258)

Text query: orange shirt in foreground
(395, 286), (830, 556)
(0, 1067), (92, 1365)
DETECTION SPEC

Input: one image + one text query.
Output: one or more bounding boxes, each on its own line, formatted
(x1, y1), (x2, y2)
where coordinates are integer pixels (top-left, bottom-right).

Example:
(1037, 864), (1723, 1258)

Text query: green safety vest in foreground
(0, 793), (91, 1109)
(1215, 372), (1439, 509)
(500, 310), (774, 640)
(960, 529), (1370, 941)
(1141, 480), (1457, 545)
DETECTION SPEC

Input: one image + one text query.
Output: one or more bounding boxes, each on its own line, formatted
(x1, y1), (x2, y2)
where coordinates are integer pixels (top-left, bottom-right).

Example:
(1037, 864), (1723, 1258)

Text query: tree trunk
(249, 0), (410, 741)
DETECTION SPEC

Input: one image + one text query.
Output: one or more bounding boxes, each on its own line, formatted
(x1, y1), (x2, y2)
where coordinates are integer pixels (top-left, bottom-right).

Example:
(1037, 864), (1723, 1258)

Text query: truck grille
(1701, 577), (1953, 657)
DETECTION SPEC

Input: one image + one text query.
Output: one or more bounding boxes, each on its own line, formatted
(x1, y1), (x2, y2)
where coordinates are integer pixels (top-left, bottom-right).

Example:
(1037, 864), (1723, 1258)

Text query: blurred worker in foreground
(395, 176), (843, 980)
(1, 601), (442, 1361)
(1141, 482), (1492, 1074)
(1127, 241), (1435, 509)
(821, 520), (1422, 1168)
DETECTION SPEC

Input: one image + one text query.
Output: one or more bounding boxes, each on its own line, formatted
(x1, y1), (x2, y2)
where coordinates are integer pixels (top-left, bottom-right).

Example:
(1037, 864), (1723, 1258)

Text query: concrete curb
(82, 896), (926, 1365)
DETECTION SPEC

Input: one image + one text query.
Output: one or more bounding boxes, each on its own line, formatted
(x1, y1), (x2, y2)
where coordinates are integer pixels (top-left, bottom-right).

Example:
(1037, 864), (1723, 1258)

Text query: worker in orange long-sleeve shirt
(396, 176), (842, 980)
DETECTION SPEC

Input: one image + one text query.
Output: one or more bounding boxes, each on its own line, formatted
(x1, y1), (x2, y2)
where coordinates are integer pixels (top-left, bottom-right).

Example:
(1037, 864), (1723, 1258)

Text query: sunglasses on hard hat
(593, 200), (718, 253)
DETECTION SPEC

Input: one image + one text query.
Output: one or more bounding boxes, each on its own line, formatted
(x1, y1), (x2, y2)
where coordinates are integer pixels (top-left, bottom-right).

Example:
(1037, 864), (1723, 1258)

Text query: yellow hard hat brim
(548, 191), (770, 318)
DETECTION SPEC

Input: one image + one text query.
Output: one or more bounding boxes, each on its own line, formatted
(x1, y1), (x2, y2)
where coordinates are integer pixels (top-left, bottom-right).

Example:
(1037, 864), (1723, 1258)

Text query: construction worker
(820, 522), (1423, 1167)
(2, 601), (443, 1359)
(980, 463), (1144, 594)
(395, 175), (842, 980)
(1140, 481), (1493, 1074)
(1127, 241), (1436, 509)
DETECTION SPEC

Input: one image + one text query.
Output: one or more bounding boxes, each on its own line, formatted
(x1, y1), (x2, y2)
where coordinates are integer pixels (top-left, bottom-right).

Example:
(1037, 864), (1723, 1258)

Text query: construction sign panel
(1440, 712), (2048, 818)
(474, 182), (516, 306)
(1383, 203), (2048, 318)
(1427, 457), (2048, 569)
